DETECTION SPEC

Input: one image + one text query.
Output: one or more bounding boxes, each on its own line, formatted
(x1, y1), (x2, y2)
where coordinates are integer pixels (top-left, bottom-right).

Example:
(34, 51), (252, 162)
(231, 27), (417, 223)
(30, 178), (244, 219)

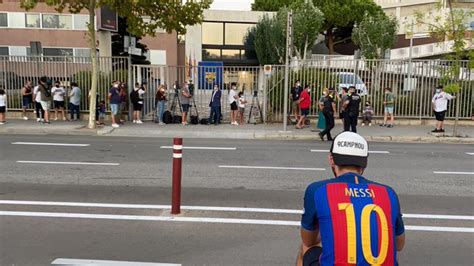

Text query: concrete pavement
(0, 134), (473, 265)
(0, 119), (473, 143)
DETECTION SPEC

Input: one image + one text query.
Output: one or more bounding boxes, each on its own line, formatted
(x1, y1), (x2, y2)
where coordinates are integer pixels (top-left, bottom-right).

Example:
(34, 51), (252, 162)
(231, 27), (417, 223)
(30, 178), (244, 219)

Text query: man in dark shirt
(290, 80), (302, 121)
(343, 86), (361, 133)
(319, 88), (336, 141)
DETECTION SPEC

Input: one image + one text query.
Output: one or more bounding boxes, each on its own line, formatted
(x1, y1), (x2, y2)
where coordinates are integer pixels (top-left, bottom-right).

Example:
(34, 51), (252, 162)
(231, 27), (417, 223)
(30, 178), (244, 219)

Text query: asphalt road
(0, 134), (473, 265)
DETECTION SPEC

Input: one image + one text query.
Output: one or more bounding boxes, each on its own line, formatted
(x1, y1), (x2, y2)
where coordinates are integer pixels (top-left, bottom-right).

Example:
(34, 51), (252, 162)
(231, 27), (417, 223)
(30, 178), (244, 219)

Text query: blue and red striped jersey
(301, 172), (405, 266)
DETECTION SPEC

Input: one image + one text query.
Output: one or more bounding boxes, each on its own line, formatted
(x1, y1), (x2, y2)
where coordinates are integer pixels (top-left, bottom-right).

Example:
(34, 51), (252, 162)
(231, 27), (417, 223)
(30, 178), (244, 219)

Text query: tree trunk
(453, 92), (460, 136)
(88, 0), (97, 129)
(327, 27), (334, 54)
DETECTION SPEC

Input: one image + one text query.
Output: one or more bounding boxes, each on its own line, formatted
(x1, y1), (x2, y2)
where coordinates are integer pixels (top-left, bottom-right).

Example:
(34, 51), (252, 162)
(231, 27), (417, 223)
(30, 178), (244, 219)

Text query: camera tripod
(169, 87), (182, 116)
(248, 90), (263, 124)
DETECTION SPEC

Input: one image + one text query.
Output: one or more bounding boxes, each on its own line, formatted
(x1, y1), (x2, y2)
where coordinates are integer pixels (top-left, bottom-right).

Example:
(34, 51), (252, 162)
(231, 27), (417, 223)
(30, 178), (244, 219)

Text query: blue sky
(210, 0), (253, 11)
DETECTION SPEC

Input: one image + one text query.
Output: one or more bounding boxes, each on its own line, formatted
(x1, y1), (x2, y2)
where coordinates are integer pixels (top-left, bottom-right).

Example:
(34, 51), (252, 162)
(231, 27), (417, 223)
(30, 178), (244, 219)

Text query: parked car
(335, 72), (368, 96)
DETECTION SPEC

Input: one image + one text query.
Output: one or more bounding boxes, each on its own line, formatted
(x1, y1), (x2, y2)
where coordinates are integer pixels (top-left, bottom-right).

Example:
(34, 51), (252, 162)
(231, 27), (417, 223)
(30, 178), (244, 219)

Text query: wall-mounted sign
(98, 6), (118, 32)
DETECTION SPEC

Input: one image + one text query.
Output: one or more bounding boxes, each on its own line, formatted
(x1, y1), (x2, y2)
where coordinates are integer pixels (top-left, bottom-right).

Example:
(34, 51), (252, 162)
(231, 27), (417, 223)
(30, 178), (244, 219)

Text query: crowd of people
(290, 80), (456, 140)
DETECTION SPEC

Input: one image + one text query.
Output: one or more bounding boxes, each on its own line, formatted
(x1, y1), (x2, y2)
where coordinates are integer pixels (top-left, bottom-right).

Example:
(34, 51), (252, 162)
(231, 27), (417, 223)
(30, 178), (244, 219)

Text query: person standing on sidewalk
(209, 84), (222, 125)
(0, 88), (6, 124)
(318, 88), (336, 141)
(21, 81), (33, 120)
(228, 82), (239, 125)
(69, 82), (81, 121)
(155, 84), (167, 125)
(431, 85), (455, 133)
(109, 81), (121, 128)
(238, 91), (247, 126)
(33, 83), (44, 122)
(291, 80), (302, 122)
(343, 86), (361, 133)
(52, 81), (66, 121)
(180, 82), (192, 126)
(381, 87), (395, 128)
(317, 88), (328, 131)
(338, 87), (349, 124)
(131, 82), (145, 124)
(119, 83), (128, 123)
(296, 84), (311, 129)
(38, 76), (52, 124)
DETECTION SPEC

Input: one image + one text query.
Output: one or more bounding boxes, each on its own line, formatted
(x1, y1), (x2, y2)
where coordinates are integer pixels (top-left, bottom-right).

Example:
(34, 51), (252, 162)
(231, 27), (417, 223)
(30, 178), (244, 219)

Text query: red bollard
(171, 138), (183, 215)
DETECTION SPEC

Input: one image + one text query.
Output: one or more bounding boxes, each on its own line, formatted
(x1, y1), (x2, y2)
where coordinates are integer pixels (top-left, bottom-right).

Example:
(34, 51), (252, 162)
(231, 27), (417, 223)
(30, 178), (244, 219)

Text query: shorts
(133, 103), (143, 111)
(40, 101), (51, 111)
(303, 246), (322, 266)
(54, 100), (65, 109)
(0, 106), (5, 113)
(110, 104), (119, 115)
(434, 110), (446, 121)
(292, 101), (299, 111)
(22, 97), (32, 108)
(301, 108), (309, 116)
(385, 106), (394, 114)
(181, 104), (190, 113)
(230, 101), (238, 111)
(239, 107), (245, 113)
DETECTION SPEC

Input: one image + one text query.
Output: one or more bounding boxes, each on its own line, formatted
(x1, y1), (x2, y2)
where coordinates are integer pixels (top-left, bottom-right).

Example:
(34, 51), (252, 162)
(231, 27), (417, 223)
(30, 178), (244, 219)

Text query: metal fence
(0, 56), (129, 113)
(265, 59), (474, 122)
(1, 56), (472, 122)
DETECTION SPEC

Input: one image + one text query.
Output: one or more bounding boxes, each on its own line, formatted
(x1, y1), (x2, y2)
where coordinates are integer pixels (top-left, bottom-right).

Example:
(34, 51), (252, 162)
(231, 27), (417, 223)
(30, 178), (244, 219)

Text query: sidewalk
(0, 119), (473, 143)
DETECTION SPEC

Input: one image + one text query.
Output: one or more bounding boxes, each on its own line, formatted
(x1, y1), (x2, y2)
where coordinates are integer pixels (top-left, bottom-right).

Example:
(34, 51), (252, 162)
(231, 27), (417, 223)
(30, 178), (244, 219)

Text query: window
(202, 49), (221, 60)
(221, 49), (240, 60)
(43, 48), (73, 56)
(202, 22), (223, 45)
(25, 14), (40, 28)
(225, 23), (253, 45)
(0, 13), (7, 27)
(0, 47), (8, 56)
(74, 15), (88, 30)
(42, 14), (72, 29)
(74, 48), (91, 58)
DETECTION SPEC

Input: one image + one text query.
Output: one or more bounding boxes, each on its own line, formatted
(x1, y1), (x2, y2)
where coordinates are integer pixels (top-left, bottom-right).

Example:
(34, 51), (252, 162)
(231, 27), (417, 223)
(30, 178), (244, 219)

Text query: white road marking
(51, 258), (180, 265)
(160, 146), (236, 150)
(0, 210), (472, 233)
(311, 149), (390, 154)
(433, 171), (474, 175)
(219, 165), (325, 171)
(16, 161), (119, 166)
(12, 142), (90, 147)
(466, 152), (474, 155)
(0, 200), (472, 221)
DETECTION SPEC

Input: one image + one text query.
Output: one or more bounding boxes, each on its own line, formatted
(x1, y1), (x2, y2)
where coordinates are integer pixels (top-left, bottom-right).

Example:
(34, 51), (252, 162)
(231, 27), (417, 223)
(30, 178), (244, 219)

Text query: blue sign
(198, 61), (223, 90)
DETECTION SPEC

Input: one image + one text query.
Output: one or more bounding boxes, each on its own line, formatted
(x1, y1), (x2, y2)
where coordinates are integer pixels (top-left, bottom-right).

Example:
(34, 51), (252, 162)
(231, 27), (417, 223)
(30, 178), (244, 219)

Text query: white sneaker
(136, 120), (143, 124)
(369, 123), (372, 126)
(0, 122), (5, 125)
(36, 118), (41, 122)
(112, 123), (120, 128)
(63, 117), (67, 121)
(234, 122), (239, 126)
(54, 117), (58, 121)
(23, 116), (28, 120)
(158, 122), (165, 126)
(133, 120), (137, 124)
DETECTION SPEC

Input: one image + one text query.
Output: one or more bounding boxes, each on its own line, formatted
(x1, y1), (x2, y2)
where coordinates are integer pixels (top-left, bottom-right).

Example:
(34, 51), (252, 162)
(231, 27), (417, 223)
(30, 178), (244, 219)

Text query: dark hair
(0, 89), (5, 95)
(366, 101), (371, 104)
(238, 91), (243, 97)
(135, 82), (140, 86)
(70, 82), (78, 87)
(349, 86), (356, 90)
(385, 87), (392, 92)
(39, 76), (48, 83)
(342, 87), (348, 93)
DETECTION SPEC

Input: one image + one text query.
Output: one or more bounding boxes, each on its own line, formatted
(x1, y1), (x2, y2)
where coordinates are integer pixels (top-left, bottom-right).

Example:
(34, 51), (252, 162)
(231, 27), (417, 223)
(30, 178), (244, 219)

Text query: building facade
(0, 0), (178, 65)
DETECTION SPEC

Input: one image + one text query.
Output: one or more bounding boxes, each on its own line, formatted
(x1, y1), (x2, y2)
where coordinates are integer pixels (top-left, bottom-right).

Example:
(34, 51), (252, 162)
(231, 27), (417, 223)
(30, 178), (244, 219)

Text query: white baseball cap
(330, 132), (369, 168)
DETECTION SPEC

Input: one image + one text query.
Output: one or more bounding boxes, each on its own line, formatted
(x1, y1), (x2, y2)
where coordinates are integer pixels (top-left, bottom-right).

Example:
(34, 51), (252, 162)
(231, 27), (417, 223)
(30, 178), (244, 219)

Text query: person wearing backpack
(130, 82), (145, 124)
(38, 76), (52, 124)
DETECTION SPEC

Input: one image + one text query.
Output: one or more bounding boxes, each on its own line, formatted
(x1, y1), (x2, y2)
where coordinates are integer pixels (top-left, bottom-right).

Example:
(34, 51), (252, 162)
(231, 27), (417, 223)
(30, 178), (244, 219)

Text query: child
(362, 101), (374, 126)
(99, 100), (106, 125)
(238, 91), (247, 125)
(0, 89), (6, 124)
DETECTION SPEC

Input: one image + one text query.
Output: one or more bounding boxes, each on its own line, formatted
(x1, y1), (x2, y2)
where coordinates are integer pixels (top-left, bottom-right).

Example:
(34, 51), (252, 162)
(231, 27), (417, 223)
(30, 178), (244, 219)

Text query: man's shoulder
(305, 178), (340, 195)
(364, 178), (400, 198)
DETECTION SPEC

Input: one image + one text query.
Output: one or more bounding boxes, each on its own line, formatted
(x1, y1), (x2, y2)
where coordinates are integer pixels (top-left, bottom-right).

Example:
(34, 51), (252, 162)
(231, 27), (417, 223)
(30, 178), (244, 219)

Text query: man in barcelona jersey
(297, 132), (405, 266)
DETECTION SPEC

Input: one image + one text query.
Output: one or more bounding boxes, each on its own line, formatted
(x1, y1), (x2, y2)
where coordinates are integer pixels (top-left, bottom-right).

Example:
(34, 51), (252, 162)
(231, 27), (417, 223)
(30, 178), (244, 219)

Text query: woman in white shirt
(0, 88), (6, 124)
(52, 81), (66, 121)
(431, 85), (455, 133)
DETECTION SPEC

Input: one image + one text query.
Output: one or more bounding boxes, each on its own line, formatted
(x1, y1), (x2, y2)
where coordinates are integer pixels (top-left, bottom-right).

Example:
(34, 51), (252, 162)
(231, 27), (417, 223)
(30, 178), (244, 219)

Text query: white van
(335, 72), (368, 96)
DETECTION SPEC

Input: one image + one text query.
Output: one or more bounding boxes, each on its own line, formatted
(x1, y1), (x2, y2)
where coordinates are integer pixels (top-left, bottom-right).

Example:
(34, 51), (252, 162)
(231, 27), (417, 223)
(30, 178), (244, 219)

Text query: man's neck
(335, 169), (362, 177)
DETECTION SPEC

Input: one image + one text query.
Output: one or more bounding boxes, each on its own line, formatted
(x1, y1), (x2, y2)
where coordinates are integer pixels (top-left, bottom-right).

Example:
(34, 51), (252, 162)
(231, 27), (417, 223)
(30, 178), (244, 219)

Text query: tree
(352, 13), (398, 59)
(252, 0), (292, 11)
(277, 1), (324, 61)
(20, 0), (211, 129)
(414, 0), (474, 136)
(312, 0), (383, 54)
(249, 0), (324, 65)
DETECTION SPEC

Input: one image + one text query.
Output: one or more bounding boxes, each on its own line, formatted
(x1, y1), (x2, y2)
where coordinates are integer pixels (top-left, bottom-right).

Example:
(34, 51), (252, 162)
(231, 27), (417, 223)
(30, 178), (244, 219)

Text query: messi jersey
(301, 173), (405, 266)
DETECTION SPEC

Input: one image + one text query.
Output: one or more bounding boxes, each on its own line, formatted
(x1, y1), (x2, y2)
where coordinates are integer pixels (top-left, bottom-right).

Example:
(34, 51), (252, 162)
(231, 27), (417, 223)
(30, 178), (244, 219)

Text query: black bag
(130, 90), (139, 104)
(163, 110), (172, 124)
(172, 115), (182, 124)
(190, 115), (199, 125)
(200, 118), (209, 125)
(43, 85), (51, 98)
